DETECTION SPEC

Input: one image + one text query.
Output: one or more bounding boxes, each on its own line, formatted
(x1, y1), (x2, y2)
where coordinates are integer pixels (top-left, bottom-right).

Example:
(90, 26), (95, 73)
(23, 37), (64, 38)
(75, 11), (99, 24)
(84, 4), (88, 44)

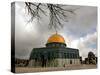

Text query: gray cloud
(78, 32), (97, 59)
(62, 6), (97, 38)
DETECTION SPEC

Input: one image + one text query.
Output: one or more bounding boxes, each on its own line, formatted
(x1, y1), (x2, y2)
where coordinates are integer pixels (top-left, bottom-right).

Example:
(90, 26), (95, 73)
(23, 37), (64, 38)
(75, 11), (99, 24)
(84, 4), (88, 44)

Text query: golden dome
(47, 33), (65, 43)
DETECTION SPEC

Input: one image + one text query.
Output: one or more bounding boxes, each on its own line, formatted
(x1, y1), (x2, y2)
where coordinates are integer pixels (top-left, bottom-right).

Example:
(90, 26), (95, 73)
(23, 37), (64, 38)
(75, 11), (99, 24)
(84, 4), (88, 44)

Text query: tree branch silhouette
(25, 2), (77, 31)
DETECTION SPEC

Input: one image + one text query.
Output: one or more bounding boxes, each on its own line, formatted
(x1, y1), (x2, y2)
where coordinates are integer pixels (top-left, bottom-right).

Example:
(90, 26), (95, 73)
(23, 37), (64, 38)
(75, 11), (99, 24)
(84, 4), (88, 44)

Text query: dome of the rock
(47, 33), (65, 43)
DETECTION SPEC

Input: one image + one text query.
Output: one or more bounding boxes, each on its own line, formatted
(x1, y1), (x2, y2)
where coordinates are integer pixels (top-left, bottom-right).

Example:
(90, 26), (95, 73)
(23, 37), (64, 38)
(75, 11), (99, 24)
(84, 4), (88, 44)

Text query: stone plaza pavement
(15, 65), (97, 73)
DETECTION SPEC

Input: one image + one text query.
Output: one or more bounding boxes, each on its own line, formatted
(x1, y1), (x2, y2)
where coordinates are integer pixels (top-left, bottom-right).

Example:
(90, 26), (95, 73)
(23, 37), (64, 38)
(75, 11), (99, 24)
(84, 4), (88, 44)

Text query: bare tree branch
(25, 2), (78, 31)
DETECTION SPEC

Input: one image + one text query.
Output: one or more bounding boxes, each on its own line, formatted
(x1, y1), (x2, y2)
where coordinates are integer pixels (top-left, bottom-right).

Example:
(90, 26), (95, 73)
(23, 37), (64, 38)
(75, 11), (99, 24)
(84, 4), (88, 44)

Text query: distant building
(29, 33), (81, 67)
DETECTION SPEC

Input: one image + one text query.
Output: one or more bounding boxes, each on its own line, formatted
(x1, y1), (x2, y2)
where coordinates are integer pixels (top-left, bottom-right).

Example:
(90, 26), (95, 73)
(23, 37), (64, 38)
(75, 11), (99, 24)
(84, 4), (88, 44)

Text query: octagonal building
(29, 33), (80, 67)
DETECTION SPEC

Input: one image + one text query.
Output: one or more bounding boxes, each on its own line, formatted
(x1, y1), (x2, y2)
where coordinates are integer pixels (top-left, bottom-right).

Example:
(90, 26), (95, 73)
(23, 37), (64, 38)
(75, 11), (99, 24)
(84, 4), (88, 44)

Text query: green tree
(88, 52), (96, 64)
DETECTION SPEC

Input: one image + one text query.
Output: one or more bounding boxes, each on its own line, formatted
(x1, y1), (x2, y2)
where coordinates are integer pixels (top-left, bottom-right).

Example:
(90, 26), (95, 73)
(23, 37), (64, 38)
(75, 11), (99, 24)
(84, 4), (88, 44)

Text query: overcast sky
(15, 2), (97, 60)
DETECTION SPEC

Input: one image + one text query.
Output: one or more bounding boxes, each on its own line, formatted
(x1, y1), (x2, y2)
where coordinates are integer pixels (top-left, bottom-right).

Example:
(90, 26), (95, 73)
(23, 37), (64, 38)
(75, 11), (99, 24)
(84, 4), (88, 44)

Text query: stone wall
(28, 58), (80, 67)
(57, 59), (80, 67)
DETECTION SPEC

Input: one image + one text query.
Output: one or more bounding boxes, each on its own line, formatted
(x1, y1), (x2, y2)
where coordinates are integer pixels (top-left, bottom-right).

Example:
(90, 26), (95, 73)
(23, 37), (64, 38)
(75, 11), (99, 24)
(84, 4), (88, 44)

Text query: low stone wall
(28, 58), (80, 67)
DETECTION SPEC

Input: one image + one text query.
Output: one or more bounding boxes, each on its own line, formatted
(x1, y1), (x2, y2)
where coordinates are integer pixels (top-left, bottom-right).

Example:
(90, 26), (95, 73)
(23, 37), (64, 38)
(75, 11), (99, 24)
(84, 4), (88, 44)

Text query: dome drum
(46, 42), (66, 48)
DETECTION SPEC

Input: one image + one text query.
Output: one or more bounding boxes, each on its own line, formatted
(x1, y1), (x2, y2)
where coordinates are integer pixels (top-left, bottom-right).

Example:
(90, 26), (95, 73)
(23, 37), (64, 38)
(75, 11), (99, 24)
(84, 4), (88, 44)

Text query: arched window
(52, 44), (55, 47)
(56, 44), (59, 47)
(64, 53), (66, 58)
(67, 53), (69, 58)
